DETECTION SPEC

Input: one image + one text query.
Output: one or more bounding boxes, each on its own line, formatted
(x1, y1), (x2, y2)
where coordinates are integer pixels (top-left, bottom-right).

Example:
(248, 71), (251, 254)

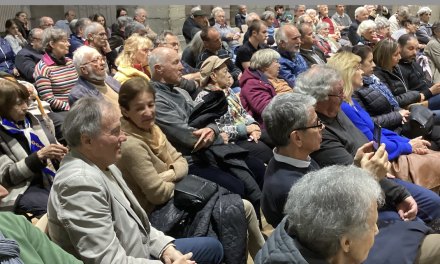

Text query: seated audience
(114, 33), (153, 83)
(398, 34), (440, 114)
(256, 163), (440, 264)
(315, 22), (338, 56)
(34, 28), (78, 112)
(39, 16), (54, 30)
(235, 5), (247, 32)
(366, 5), (390, 20)
(274, 24), (308, 83)
(13, 12), (29, 40)
(306, 9), (319, 29)
(84, 22), (118, 73)
(209, 7), (224, 27)
(389, 6), (411, 36)
(182, 6), (202, 43)
(195, 56), (274, 163)
(67, 17), (91, 58)
(294, 65), (440, 192)
(295, 14), (314, 29)
(149, 47), (265, 212)
(332, 5), (352, 41)
(275, 5), (293, 26)
(298, 23), (327, 68)
(116, 77), (264, 260)
(416, 6), (433, 45)
(373, 38), (440, 112)
(0, 184), (82, 263)
(260, 11), (275, 46)
(196, 27), (241, 88)
(424, 21), (440, 83)
(375, 16), (392, 40)
(118, 21), (148, 54)
(236, 20), (269, 72)
(357, 20), (379, 48)
(391, 16), (420, 42)
(348, 6), (369, 46)
(15, 28), (44, 83)
(240, 49), (294, 127)
(4, 19), (26, 54)
(213, 9), (240, 51)
(265, 6), (279, 28)
(317, 5), (349, 47)
(242, 13), (260, 44)
(69, 19), (78, 36)
(181, 31), (204, 68)
(92, 13), (111, 39)
(47, 97), (224, 264)
(54, 11), (76, 35)
(0, 79), (68, 218)
(184, 10), (209, 44)
(133, 8), (156, 37)
(292, 5), (306, 25)
(155, 30), (202, 99)
(69, 46), (121, 109)
(111, 7), (127, 33)
(108, 16), (132, 50)
(0, 36), (18, 77)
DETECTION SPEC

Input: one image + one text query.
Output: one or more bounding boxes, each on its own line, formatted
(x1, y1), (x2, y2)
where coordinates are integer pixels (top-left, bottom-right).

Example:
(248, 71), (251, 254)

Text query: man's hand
(162, 246), (195, 264)
(103, 41), (112, 53)
(420, 93), (425, 102)
(220, 132), (229, 145)
(356, 143), (390, 182)
(226, 33), (235, 39)
(337, 26), (345, 31)
(397, 196), (418, 221)
(237, 73), (242, 80)
(429, 83), (440, 95)
(398, 109), (410, 123)
(353, 141), (373, 167)
(232, 34), (240, 40)
(192, 128), (215, 152)
(13, 68), (20, 77)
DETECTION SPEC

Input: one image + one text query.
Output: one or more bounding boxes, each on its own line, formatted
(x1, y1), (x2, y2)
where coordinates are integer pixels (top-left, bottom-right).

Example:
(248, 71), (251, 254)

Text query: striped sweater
(34, 53), (78, 111)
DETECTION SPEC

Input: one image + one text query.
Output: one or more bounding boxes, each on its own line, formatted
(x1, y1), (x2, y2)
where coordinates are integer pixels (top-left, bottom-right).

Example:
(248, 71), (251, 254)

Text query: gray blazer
(424, 37), (440, 84)
(47, 149), (174, 264)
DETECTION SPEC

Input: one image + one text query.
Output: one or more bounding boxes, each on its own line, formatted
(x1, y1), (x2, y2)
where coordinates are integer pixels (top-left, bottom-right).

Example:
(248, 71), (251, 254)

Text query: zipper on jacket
(387, 67), (408, 92)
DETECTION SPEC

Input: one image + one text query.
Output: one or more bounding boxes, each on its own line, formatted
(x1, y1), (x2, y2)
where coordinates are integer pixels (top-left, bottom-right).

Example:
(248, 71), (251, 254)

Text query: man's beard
(401, 53), (416, 62)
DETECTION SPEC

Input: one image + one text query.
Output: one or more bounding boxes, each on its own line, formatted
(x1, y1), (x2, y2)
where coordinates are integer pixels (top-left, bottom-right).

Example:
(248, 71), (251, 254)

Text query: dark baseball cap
(193, 10), (207, 17)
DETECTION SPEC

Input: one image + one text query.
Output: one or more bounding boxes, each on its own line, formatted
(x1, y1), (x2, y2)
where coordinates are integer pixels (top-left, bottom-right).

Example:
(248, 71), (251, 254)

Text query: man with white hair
(68, 17), (91, 58)
(235, 5), (247, 31)
(213, 10), (240, 50)
(68, 46), (121, 109)
(348, 6), (369, 45)
(133, 7), (156, 36)
(416, 6), (433, 44)
(39, 16), (54, 30)
(275, 24), (308, 84)
(242, 12), (260, 44)
(389, 6), (411, 35)
(84, 22), (118, 73)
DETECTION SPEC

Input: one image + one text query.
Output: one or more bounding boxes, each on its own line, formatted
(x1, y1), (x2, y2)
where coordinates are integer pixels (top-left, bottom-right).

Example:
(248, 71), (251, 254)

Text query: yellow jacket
(113, 65), (151, 84)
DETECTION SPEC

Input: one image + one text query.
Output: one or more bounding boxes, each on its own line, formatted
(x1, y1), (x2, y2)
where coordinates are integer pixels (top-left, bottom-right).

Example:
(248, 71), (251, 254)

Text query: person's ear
(80, 65), (89, 75)
(80, 133), (93, 150)
(154, 64), (163, 75)
(49, 40), (55, 49)
(120, 107), (130, 119)
(289, 131), (303, 148)
(210, 71), (217, 83)
(340, 236), (351, 253)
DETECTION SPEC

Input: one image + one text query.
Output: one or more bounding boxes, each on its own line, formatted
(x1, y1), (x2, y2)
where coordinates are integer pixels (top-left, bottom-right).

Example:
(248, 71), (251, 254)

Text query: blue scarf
(363, 74), (399, 107)
(267, 26), (275, 36)
(1, 118), (56, 190)
(0, 230), (24, 264)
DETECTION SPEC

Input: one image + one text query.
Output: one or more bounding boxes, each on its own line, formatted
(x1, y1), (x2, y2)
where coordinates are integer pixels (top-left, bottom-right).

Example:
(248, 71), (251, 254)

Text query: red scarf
(133, 64), (151, 78)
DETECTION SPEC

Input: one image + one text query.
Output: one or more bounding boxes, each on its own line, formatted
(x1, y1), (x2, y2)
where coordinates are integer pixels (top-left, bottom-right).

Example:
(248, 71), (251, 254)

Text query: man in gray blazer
(47, 97), (223, 264)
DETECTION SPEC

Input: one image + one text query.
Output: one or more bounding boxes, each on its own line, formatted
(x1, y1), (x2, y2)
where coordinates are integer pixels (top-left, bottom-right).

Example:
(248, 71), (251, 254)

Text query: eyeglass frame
(287, 118), (323, 138)
(327, 90), (344, 98)
(81, 55), (106, 66)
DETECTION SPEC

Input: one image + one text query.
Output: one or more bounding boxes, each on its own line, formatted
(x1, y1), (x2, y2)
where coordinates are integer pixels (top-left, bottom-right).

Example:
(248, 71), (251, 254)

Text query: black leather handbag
(402, 104), (435, 139)
(174, 174), (218, 210)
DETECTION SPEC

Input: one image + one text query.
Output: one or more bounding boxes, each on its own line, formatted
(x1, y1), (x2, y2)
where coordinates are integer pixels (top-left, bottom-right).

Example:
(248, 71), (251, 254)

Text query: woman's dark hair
(93, 13), (108, 29)
(0, 79), (29, 119)
(117, 8), (127, 18)
(275, 5), (284, 12)
(373, 38), (400, 69)
(15, 12), (26, 18)
(351, 45), (373, 63)
(119, 77), (156, 112)
(5, 19), (18, 33)
(431, 21), (440, 35)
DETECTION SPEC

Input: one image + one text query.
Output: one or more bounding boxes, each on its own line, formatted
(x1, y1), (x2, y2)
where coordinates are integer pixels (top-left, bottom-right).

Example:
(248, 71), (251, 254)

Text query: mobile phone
(373, 123), (382, 152)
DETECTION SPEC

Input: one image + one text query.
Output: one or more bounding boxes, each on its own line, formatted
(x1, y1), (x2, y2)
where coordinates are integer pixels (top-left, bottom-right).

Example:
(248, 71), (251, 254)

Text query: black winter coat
(299, 46), (326, 68)
(373, 66), (421, 108)
(150, 187), (247, 264)
(398, 59), (434, 99)
(352, 85), (403, 133)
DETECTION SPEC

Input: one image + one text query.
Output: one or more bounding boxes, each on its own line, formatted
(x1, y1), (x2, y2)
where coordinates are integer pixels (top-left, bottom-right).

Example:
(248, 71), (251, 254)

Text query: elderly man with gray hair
(15, 28), (44, 83)
(256, 162), (440, 264)
(416, 6), (433, 44)
(39, 16), (54, 30)
(292, 5), (306, 25)
(348, 6), (369, 45)
(389, 6), (411, 35)
(84, 22), (118, 73)
(133, 7), (156, 36)
(47, 97), (224, 264)
(235, 5), (247, 32)
(67, 17), (91, 58)
(108, 16), (133, 50)
(213, 9), (240, 49)
(68, 45), (121, 108)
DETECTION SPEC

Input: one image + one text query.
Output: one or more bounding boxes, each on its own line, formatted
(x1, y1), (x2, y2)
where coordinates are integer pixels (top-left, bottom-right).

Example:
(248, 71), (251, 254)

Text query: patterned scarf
(204, 85), (246, 125)
(1, 118), (56, 190)
(363, 74), (399, 107)
(0, 231), (24, 264)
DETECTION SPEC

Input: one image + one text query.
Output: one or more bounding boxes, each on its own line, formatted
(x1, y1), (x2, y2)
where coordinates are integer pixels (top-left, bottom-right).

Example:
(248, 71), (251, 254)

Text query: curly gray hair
(417, 6), (432, 16)
(42, 28), (68, 54)
(260, 11), (275, 21)
(294, 65), (342, 101)
(374, 16), (390, 30)
(284, 165), (384, 258)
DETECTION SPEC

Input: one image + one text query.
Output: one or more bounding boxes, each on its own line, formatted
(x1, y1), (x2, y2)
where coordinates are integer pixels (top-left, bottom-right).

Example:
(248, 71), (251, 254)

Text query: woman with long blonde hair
(114, 33), (153, 84)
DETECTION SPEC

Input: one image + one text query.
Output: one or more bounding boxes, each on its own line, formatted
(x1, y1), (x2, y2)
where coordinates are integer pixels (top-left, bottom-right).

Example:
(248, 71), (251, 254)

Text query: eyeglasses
(81, 55), (106, 65)
(288, 118), (323, 137)
(328, 90), (344, 98)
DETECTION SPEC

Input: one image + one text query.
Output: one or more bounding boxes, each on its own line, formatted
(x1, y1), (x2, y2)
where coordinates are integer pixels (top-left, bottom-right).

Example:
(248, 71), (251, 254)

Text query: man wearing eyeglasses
(15, 28), (44, 83)
(39, 16), (54, 30)
(69, 45), (121, 110)
(134, 8), (156, 37)
(84, 22), (118, 74)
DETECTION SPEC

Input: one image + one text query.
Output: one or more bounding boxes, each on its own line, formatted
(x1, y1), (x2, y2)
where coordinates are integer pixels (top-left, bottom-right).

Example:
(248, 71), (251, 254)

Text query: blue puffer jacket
(0, 37), (16, 75)
(275, 47), (308, 84)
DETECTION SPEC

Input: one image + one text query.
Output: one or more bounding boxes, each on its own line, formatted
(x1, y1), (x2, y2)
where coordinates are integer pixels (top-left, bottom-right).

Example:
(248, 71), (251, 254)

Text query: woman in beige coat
(424, 21), (440, 83)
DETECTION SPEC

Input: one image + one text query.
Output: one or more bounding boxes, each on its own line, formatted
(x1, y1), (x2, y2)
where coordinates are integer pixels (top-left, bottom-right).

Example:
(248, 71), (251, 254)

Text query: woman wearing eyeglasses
(34, 28), (78, 112)
(114, 33), (153, 84)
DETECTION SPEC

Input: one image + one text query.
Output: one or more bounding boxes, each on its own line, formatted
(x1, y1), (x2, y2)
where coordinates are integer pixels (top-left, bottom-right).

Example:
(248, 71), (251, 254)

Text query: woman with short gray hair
(357, 20), (379, 47)
(315, 22), (338, 55)
(375, 16), (391, 40)
(417, 6), (433, 44)
(261, 11), (276, 45)
(34, 28), (78, 111)
(240, 49), (294, 127)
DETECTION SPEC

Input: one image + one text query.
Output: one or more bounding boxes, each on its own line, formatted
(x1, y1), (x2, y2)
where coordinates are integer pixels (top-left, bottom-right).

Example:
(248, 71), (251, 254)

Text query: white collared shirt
(273, 148), (311, 168)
